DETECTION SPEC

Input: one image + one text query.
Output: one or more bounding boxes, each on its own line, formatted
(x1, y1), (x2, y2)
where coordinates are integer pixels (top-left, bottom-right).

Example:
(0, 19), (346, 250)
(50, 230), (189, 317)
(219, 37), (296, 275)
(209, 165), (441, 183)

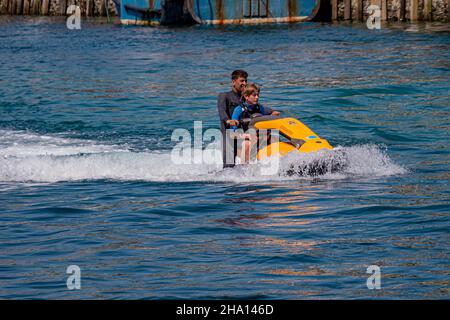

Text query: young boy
(229, 83), (280, 164)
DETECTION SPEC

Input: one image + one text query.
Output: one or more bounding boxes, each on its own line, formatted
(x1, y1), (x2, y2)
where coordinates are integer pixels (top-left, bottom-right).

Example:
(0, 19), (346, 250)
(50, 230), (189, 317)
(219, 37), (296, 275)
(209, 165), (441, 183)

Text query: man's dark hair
(231, 70), (248, 80)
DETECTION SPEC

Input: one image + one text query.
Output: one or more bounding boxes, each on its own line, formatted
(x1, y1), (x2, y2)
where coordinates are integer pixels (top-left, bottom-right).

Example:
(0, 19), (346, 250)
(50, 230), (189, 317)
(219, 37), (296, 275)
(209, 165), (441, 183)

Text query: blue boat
(193, 0), (318, 24)
(119, 0), (331, 26)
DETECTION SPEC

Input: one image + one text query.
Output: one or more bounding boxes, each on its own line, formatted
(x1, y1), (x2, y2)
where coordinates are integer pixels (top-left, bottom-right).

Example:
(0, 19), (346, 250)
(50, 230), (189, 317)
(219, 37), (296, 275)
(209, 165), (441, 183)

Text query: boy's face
(232, 77), (247, 94)
(245, 91), (259, 105)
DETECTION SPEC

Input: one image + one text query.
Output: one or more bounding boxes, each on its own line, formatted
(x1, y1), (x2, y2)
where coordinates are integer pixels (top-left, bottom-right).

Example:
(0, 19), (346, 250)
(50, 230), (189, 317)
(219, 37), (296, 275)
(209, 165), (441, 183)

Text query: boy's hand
(226, 120), (239, 126)
(271, 111), (280, 116)
(241, 133), (251, 140)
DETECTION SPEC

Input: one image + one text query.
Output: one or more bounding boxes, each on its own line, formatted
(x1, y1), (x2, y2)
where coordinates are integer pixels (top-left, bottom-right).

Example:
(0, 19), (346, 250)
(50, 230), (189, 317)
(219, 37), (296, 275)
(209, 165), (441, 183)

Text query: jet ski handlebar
(240, 114), (282, 127)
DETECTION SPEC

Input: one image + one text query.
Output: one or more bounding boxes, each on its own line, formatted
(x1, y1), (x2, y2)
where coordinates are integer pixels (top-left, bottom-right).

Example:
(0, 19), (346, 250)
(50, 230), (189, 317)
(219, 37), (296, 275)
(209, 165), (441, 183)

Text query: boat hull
(120, 0), (162, 25)
(120, 0), (330, 26)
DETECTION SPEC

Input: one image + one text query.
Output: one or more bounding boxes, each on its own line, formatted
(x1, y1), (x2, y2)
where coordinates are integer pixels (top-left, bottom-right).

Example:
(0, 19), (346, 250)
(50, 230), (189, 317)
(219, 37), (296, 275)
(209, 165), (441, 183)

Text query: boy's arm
(230, 107), (243, 131)
(260, 104), (280, 116)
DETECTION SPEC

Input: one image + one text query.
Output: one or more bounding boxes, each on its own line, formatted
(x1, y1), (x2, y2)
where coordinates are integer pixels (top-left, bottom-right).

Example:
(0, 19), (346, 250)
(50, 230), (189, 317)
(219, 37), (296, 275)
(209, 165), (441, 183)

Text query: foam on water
(0, 130), (126, 157)
(0, 130), (407, 183)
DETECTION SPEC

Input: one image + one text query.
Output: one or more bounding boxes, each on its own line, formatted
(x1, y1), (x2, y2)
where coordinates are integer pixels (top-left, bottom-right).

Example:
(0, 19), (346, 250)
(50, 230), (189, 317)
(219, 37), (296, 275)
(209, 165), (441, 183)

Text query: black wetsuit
(217, 90), (243, 168)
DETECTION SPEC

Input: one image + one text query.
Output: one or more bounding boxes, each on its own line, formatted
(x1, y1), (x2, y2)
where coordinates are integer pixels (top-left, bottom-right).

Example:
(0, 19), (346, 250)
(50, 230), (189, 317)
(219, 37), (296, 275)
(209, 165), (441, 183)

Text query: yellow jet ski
(241, 114), (344, 176)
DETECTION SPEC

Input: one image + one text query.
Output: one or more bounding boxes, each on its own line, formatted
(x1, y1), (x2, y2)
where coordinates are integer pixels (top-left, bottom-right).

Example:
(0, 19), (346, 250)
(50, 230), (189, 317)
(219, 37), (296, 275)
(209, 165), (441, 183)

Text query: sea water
(0, 17), (449, 299)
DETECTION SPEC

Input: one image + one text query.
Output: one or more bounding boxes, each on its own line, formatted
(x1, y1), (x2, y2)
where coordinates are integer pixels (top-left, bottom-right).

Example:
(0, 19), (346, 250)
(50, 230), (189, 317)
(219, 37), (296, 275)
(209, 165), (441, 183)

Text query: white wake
(0, 130), (407, 183)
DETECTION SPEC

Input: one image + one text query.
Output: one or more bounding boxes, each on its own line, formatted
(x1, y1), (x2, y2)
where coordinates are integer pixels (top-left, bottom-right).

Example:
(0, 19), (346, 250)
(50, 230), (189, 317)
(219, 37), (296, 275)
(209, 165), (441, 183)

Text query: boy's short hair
(231, 70), (248, 80)
(243, 83), (260, 97)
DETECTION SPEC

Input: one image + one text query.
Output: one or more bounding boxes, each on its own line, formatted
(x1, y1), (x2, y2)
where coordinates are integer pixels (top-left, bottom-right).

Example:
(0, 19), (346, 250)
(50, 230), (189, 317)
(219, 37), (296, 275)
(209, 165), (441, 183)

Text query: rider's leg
(241, 140), (251, 164)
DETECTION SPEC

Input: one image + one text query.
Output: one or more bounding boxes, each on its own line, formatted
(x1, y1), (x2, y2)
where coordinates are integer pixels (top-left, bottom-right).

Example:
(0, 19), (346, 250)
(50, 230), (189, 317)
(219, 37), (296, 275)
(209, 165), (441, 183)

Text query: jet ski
(240, 114), (346, 176)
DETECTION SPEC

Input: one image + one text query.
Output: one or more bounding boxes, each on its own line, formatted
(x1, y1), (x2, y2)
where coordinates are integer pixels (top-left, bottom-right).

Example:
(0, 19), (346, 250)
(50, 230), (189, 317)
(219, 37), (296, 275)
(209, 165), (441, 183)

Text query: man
(217, 70), (248, 168)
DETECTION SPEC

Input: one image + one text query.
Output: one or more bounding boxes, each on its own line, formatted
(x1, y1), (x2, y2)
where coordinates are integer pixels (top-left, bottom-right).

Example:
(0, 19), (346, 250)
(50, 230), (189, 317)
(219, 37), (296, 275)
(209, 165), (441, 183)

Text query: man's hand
(226, 120), (239, 126)
(271, 111), (280, 116)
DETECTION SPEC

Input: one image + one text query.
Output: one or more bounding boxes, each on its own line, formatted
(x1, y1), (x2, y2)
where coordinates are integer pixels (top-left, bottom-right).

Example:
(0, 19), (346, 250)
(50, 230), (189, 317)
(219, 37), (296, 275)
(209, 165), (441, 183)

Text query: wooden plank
(332, 0), (338, 21)
(410, 0), (419, 21)
(344, 0), (351, 20)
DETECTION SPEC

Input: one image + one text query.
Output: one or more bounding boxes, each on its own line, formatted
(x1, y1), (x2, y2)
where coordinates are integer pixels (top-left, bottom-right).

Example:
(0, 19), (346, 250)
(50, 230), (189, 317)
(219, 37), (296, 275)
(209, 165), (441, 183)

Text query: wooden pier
(0, 0), (449, 22)
(329, 0), (450, 22)
(0, 0), (116, 16)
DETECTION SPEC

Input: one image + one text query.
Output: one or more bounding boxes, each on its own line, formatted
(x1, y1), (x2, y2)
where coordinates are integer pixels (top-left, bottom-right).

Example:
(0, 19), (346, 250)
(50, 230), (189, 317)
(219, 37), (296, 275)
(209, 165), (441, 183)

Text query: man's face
(232, 77), (247, 94)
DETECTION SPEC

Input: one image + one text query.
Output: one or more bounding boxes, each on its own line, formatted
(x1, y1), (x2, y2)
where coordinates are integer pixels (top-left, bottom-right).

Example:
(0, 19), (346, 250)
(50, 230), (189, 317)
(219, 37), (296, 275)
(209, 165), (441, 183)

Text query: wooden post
(356, 0), (364, 22)
(332, 0), (338, 21)
(0, 0), (7, 14)
(8, 0), (14, 14)
(86, 0), (93, 16)
(60, 0), (67, 15)
(355, 0), (363, 21)
(78, 0), (83, 14)
(381, 0), (387, 21)
(399, 0), (406, 21)
(100, 0), (107, 16)
(33, 0), (40, 14)
(344, 0), (351, 20)
(30, 0), (35, 14)
(448, 0), (450, 22)
(16, 0), (23, 14)
(0, 0), (5, 14)
(41, 0), (49, 15)
(424, 0), (432, 21)
(410, 0), (419, 21)
(9, 0), (15, 14)
(23, 0), (30, 14)
(369, 0), (382, 22)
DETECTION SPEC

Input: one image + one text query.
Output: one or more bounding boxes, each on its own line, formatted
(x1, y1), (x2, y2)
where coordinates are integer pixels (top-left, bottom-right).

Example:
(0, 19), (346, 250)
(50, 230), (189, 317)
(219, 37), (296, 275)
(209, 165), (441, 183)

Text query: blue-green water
(0, 17), (449, 299)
